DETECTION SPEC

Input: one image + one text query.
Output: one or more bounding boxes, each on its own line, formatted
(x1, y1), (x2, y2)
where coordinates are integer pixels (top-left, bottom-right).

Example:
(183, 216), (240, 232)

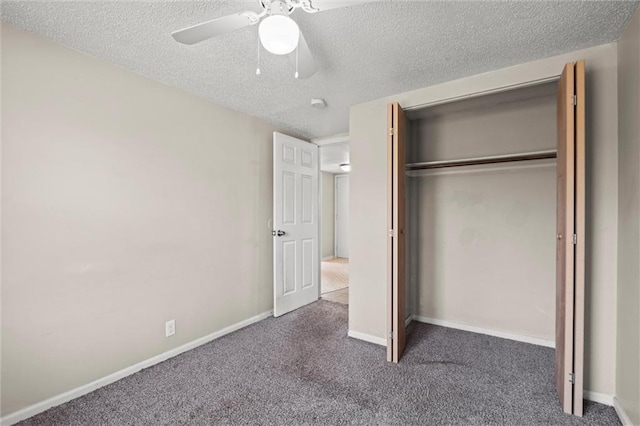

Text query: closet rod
(405, 149), (557, 171)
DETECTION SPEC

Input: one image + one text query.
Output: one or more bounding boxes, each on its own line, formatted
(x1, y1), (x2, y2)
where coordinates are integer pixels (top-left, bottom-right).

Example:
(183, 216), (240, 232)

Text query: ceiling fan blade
(290, 30), (317, 79)
(302, 0), (378, 13)
(172, 12), (257, 45)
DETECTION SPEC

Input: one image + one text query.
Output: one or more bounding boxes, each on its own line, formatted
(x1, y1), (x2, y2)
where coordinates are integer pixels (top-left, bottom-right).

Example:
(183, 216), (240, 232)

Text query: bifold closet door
(556, 60), (585, 416)
(387, 102), (406, 363)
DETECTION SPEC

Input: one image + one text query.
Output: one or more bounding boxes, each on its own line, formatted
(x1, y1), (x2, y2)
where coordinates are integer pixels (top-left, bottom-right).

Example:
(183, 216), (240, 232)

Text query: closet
(386, 61), (585, 416)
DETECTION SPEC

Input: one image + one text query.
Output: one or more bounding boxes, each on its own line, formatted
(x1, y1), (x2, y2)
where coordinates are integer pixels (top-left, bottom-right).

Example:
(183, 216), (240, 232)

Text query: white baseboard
(584, 390), (614, 406)
(411, 315), (555, 348)
(348, 330), (386, 346)
(322, 255), (335, 261)
(614, 397), (635, 426)
(0, 310), (273, 426)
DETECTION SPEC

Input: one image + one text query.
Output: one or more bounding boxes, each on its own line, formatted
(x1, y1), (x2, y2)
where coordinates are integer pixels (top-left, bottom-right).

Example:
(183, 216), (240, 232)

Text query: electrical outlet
(165, 319), (176, 337)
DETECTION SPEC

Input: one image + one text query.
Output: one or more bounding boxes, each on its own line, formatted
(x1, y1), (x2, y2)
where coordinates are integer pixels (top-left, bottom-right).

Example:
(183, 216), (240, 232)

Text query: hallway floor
(321, 257), (348, 305)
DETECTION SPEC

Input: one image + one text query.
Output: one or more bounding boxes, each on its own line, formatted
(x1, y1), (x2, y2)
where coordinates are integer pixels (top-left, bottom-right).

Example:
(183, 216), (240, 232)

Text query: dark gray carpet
(19, 300), (620, 425)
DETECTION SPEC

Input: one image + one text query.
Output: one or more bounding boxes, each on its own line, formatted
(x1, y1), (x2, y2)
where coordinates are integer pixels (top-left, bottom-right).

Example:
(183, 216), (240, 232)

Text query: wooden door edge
(573, 59), (586, 417)
(386, 103), (395, 362)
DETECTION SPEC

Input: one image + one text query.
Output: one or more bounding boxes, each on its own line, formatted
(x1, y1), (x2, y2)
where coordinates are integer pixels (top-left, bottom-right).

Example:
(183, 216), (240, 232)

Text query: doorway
(319, 142), (350, 305)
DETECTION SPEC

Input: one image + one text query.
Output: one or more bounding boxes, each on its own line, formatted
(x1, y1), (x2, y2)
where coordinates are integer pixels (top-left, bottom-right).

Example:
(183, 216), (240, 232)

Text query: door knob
(272, 230), (286, 237)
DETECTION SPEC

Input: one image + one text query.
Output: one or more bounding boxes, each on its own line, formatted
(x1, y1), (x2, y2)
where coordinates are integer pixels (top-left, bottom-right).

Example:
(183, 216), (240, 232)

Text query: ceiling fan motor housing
(264, 0), (292, 16)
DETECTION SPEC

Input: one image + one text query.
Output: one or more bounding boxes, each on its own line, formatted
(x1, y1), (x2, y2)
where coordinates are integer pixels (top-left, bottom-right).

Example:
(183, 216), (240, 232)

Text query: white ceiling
(320, 142), (350, 174)
(2, 1), (639, 140)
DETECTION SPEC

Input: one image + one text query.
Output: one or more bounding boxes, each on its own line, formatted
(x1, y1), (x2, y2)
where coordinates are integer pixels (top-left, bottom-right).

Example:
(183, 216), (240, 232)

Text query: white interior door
(273, 132), (319, 317)
(335, 175), (350, 258)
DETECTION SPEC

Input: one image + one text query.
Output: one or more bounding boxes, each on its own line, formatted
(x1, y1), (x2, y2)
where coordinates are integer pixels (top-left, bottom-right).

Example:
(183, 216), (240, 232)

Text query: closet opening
(387, 61), (585, 416)
(405, 79), (559, 347)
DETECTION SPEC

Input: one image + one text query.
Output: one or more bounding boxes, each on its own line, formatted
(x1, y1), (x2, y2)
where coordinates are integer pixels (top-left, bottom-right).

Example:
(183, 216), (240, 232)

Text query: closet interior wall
(405, 82), (559, 342)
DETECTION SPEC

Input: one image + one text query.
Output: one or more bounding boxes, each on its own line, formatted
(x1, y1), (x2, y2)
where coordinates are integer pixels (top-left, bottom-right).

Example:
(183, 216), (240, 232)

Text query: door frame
(334, 173), (350, 259)
(315, 138), (349, 299)
(317, 151), (322, 303)
(402, 76), (561, 113)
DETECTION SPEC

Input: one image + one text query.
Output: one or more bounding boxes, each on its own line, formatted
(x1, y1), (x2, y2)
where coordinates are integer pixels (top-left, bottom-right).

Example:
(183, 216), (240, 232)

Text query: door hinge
(573, 95), (577, 106)
(389, 128), (395, 136)
(569, 373), (575, 384)
(573, 234), (577, 245)
(389, 229), (395, 237)
(388, 331), (395, 340)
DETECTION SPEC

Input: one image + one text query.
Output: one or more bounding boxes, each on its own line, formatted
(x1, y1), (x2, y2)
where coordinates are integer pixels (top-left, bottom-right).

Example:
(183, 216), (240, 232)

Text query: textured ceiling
(320, 142), (350, 173)
(2, 0), (639, 139)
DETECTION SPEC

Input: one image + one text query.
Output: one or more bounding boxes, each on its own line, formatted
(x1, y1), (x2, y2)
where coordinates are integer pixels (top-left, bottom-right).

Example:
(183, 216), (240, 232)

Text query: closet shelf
(405, 150), (557, 171)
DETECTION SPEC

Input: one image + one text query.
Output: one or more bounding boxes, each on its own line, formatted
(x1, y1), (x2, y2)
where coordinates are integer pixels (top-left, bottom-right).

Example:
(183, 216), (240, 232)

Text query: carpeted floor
(19, 301), (620, 425)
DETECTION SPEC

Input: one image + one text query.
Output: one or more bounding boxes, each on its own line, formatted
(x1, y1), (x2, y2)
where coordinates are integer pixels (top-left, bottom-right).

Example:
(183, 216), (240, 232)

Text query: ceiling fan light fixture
(259, 15), (300, 55)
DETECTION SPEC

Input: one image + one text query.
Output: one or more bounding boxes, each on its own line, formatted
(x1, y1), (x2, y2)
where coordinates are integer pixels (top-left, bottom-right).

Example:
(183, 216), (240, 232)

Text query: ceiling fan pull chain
(294, 43), (299, 79)
(256, 33), (261, 76)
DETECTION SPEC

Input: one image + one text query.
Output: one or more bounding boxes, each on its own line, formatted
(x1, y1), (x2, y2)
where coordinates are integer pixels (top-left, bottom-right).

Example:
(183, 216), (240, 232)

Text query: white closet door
(335, 175), (350, 258)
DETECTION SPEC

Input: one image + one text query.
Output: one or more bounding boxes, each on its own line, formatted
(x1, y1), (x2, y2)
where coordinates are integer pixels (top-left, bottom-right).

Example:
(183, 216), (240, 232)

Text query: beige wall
(412, 167), (556, 342)
(408, 90), (557, 341)
(321, 172), (335, 259)
(1, 24), (278, 416)
(617, 6), (640, 424)
(350, 43), (619, 395)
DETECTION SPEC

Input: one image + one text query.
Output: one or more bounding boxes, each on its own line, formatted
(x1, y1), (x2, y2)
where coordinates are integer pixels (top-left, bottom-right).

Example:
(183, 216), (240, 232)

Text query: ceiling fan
(171, 0), (372, 79)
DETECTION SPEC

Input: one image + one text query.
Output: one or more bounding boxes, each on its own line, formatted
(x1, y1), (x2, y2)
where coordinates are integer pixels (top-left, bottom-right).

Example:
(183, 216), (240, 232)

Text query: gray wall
(1, 24), (277, 416)
(617, 6), (640, 425)
(408, 90), (557, 341)
(321, 172), (335, 259)
(350, 43), (619, 396)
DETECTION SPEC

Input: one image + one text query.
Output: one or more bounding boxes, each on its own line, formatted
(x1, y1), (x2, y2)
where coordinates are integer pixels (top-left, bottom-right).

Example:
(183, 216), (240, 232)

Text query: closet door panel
(555, 60), (585, 416)
(556, 61), (575, 416)
(573, 60), (586, 417)
(387, 104), (394, 362)
(387, 102), (407, 363)
(394, 103), (407, 362)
